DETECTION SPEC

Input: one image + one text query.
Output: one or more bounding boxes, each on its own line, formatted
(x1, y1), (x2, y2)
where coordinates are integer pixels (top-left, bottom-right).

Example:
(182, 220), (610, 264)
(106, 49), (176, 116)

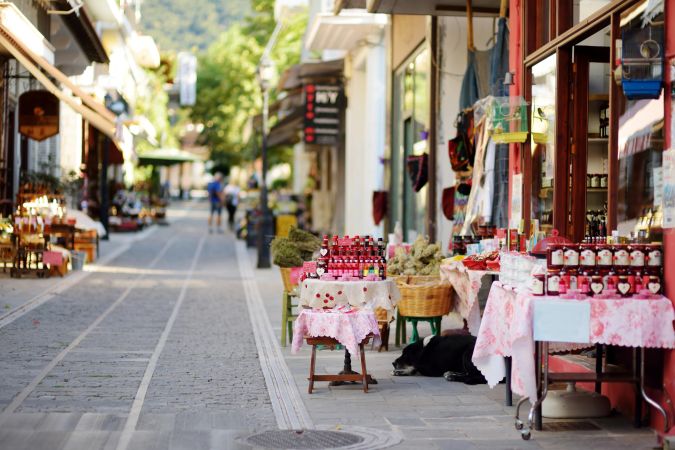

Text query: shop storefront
(512, 0), (673, 435)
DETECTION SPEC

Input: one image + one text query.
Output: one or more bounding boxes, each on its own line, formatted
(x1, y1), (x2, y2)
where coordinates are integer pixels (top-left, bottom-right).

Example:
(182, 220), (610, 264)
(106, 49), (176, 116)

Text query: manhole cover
(542, 421), (600, 432)
(246, 430), (365, 449)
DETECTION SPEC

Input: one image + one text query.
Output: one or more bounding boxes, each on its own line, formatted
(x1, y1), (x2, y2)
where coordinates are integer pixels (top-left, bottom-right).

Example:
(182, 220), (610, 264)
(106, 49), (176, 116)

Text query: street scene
(0, 0), (674, 449)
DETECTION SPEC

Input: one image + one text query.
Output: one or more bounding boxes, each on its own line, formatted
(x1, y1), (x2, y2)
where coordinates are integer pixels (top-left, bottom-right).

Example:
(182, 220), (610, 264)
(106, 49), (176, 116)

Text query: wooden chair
(374, 307), (392, 352)
(74, 230), (98, 263)
(279, 267), (300, 347)
(306, 336), (372, 394)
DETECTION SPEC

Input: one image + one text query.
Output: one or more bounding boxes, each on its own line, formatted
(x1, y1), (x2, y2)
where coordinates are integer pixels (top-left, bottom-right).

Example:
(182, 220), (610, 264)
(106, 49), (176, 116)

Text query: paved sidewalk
(252, 257), (659, 450)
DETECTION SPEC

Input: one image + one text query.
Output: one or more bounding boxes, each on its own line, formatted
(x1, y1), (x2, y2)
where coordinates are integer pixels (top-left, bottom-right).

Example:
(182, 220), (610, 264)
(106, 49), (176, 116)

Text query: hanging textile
(442, 186), (455, 220)
(490, 144), (510, 228)
(460, 0), (494, 109)
(461, 114), (490, 235)
(406, 154), (429, 192)
(372, 191), (388, 225)
(490, 0), (510, 97)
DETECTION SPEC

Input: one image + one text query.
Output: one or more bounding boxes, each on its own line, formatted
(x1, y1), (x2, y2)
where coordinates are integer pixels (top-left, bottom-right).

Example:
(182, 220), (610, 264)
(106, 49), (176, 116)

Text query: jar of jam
(546, 270), (561, 296)
(600, 174), (608, 188)
(596, 244), (613, 268)
(547, 244), (565, 269)
(530, 274), (545, 296)
(647, 275), (661, 295)
(628, 244), (645, 268)
(579, 244), (596, 268)
(589, 275), (604, 296)
(646, 244), (663, 268)
(613, 245), (630, 268)
(616, 275), (632, 297)
(563, 244), (580, 267)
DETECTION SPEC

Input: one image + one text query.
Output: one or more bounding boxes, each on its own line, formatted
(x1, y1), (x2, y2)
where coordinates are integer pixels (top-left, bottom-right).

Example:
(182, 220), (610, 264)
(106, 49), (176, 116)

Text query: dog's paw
(443, 371), (464, 382)
(391, 369), (408, 376)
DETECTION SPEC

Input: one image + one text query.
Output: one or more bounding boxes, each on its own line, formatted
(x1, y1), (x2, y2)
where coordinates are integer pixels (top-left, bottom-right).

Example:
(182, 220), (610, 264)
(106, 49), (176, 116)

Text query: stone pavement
(0, 200), (663, 450)
(0, 202), (273, 450)
(252, 254), (661, 450)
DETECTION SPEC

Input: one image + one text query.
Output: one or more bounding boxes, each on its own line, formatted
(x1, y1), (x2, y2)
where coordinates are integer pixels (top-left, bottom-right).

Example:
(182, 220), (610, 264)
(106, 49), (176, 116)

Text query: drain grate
(542, 421), (601, 432)
(246, 430), (365, 449)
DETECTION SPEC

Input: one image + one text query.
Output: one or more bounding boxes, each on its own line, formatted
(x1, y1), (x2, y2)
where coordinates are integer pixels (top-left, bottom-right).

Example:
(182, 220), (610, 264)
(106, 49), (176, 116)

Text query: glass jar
(628, 244), (645, 268)
(579, 244), (596, 268)
(591, 174), (600, 188)
(646, 244), (662, 268)
(590, 275), (604, 296)
(596, 244), (613, 268)
(563, 244), (580, 267)
(547, 244), (564, 269)
(616, 275), (632, 297)
(613, 245), (630, 268)
(546, 270), (561, 296)
(647, 275), (661, 295)
(600, 174), (608, 188)
(531, 274), (545, 296)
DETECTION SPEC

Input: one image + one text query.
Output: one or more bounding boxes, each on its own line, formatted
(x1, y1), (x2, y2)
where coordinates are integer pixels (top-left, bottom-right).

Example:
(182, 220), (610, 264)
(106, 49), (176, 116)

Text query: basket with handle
(396, 277), (452, 318)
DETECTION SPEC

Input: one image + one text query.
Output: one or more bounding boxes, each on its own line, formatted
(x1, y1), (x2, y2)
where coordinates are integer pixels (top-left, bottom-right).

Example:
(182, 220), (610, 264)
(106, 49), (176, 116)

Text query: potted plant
(271, 226), (320, 291)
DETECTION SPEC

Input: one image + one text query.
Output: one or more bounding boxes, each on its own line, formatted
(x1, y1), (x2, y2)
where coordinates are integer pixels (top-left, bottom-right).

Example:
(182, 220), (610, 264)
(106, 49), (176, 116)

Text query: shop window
(391, 46), (429, 241)
(617, 94), (664, 240)
(530, 54), (557, 231)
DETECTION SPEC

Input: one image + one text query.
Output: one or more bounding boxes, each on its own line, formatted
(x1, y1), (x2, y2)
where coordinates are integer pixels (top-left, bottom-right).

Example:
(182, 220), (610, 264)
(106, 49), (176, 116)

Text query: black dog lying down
(392, 334), (487, 385)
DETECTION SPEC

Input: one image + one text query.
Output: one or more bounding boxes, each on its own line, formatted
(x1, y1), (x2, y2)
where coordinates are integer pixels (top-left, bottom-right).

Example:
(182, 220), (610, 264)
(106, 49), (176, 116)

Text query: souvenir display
(306, 234), (387, 281)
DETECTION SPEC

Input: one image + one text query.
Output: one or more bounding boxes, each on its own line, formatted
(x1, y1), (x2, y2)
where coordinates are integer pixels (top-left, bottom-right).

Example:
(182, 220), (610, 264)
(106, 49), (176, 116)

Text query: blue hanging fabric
(489, 0), (510, 97)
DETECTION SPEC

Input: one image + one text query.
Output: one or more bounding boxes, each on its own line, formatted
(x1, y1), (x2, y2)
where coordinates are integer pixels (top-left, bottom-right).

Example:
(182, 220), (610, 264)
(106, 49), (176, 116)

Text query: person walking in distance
(224, 179), (241, 231)
(207, 172), (224, 233)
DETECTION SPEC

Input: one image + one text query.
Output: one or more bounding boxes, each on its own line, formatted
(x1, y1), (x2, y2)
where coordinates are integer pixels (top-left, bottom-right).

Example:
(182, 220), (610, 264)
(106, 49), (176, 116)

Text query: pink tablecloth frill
(291, 309), (381, 357)
(472, 282), (675, 403)
(440, 261), (497, 335)
(299, 279), (400, 320)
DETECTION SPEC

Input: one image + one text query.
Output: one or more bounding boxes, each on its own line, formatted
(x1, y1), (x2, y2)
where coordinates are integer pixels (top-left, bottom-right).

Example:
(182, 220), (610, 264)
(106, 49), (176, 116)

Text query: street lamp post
(256, 57), (275, 269)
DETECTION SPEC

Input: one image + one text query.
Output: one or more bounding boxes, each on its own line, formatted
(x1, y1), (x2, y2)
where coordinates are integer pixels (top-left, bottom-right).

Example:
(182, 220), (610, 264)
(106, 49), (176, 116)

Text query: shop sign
(18, 90), (59, 141)
(304, 84), (344, 146)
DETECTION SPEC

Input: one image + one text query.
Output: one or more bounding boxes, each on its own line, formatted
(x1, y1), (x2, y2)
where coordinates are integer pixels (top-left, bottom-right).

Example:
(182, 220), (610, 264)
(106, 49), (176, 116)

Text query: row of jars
(531, 269), (661, 297)
(547, 243), (662, 270)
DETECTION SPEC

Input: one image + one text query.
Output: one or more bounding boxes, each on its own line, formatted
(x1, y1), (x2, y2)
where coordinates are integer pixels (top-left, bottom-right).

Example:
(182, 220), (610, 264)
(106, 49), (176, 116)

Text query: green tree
(191, 4), (307, 169)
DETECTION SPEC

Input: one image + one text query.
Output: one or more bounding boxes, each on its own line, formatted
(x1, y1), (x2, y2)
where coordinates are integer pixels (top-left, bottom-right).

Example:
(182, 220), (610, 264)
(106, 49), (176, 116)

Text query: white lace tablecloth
(440, 260), (497, 335)
(291, 309), (381, 356)
(472, 282), (675, 402)
(299, 279), (400, 320)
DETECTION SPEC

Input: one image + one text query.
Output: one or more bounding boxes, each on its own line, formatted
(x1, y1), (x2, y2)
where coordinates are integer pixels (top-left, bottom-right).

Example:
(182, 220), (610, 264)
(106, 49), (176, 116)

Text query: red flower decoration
(325, 293), (330, 297)
(315, 294), (320, 298)
(338, 291), (343, 295)
(324, 299), (328, 303)
(330, 296), (334, 301)
(363, 287), (368, 292)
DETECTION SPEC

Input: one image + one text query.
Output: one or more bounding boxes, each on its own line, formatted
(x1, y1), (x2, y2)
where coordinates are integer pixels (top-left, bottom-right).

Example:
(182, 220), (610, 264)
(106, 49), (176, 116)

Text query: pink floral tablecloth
(472, 282), (675, 402)
(440, 261), (497, 335)
(299, 279), (400, 320)
(291, 309), (381, 356)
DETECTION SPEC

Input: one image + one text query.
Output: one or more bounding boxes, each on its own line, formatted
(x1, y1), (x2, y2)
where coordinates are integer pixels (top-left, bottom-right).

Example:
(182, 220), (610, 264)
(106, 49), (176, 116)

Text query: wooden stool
(74, 242), (96, 263)
(396, 311), (442, 345)
(306, 336), (372, 394)
(281, 289), (299, 347)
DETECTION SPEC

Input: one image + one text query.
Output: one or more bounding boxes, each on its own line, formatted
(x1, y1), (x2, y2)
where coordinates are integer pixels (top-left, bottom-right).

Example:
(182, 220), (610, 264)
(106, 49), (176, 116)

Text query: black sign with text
(303, 84), (344, 146)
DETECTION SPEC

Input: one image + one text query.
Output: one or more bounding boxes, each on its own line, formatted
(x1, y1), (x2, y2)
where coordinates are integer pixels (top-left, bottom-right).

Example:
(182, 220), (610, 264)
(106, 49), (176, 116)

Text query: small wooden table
(306, 335), (375, 394)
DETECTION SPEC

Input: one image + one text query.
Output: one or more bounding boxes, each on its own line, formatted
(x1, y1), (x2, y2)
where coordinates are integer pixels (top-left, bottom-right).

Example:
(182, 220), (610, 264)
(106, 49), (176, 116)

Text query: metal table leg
(639, 347), (670, 434)
(505, 356), (513, 406)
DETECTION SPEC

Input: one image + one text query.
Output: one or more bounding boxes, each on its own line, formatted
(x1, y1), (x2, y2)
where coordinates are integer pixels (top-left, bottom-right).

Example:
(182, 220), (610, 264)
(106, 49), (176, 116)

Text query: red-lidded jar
(563, 244), (580, 268)
(579, 244), (596, 268)
(596, 244), (613, 269)
(646, 275), (662, 295)
(616, 275), (632, 297)
(531, 274), (545, 296)
(546, 269), (561, 296)
(589, 275), (604, 296)
(613, 244), (630, 268)
(547, 244), (565, 269)
(628, 244), (645, 268)
(646, 244), (663, 268)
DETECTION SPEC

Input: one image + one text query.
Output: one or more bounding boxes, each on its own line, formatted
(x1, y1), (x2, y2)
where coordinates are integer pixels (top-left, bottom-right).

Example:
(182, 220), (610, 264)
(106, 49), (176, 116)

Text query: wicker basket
(279, 267), (300, 292)
(396, 278), (452, 318)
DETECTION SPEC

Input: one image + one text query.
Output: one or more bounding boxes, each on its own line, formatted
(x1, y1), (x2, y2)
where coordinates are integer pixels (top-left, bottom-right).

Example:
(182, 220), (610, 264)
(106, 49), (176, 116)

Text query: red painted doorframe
(661, 0), (675, 437)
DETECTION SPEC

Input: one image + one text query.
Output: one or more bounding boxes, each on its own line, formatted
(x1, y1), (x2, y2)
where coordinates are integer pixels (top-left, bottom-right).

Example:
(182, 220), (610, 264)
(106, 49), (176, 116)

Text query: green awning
(137, 148), (203, 166)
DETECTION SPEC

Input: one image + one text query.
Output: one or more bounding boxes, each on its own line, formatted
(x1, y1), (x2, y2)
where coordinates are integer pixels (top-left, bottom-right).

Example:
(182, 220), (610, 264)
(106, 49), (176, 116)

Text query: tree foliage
(190, 1), (307, 169)
(140, 0), (250, 52)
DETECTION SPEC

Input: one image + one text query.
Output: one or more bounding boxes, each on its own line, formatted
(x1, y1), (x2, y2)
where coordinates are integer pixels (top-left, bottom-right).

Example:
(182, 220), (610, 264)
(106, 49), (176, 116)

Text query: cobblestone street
(0, 202), (662, 450)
